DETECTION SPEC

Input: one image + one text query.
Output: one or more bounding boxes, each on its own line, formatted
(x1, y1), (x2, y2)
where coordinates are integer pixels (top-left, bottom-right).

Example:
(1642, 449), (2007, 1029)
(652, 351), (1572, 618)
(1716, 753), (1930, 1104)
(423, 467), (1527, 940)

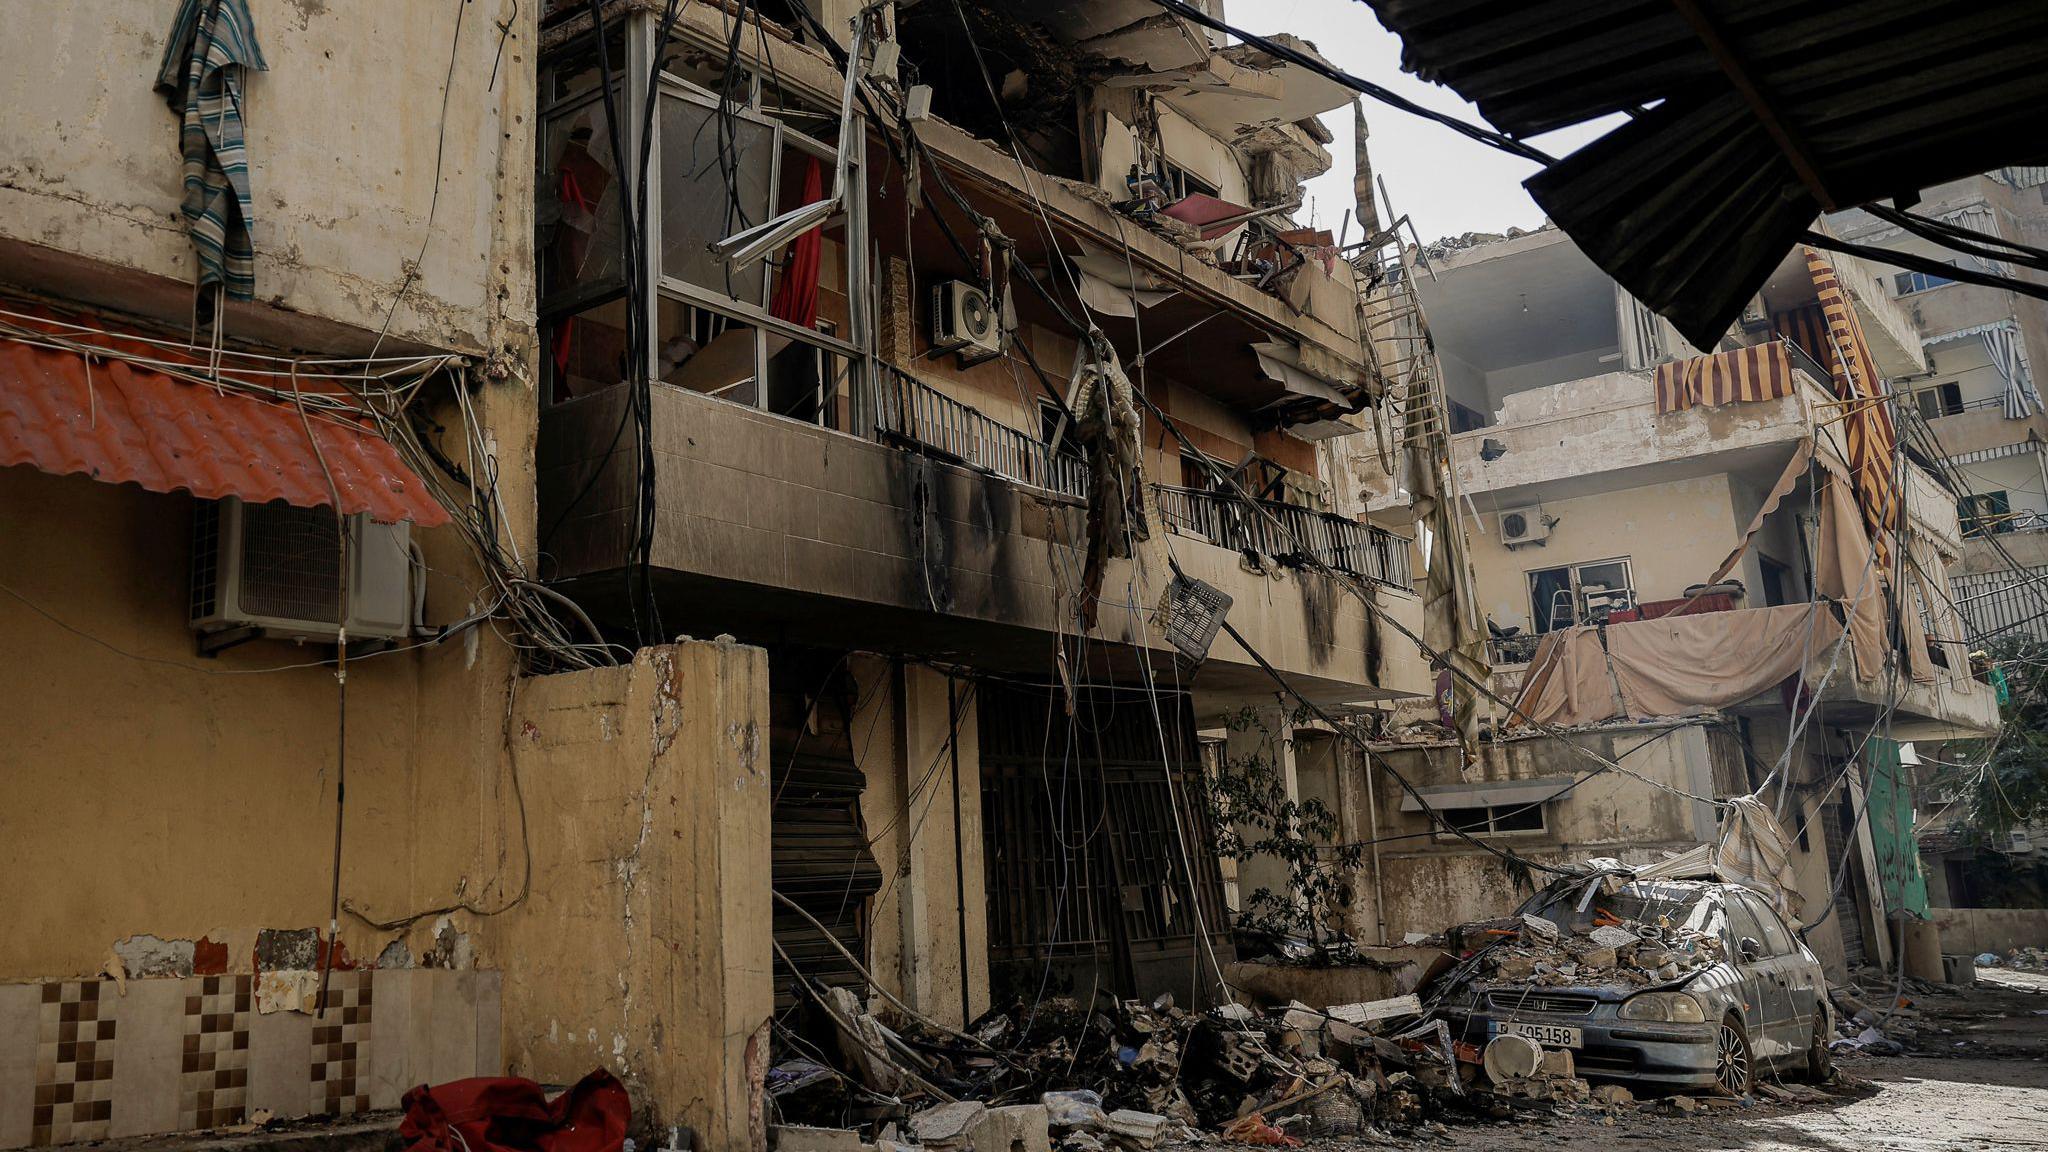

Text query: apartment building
(0, 2), (1427, 1147)
(1332, 225), (2001, 978)
(1827, 169), (2048, 645)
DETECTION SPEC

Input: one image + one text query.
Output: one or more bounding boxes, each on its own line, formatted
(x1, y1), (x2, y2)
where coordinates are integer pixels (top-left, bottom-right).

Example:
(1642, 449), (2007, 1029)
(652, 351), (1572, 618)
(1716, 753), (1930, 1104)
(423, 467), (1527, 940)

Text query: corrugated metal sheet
(1367, 0), (2048, 348)
(0, 333), (449, 526)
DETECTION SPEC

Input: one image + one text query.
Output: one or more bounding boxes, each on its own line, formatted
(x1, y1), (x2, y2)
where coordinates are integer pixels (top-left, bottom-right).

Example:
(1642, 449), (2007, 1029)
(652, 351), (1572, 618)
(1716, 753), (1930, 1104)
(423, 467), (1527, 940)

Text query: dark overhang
(1366, 0), (2048, 347)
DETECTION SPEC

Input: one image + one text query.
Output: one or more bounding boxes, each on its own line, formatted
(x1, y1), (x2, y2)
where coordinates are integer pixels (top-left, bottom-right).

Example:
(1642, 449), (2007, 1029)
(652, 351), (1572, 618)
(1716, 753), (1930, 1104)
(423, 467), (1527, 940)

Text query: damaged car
(1429, 877), (1832, 1094)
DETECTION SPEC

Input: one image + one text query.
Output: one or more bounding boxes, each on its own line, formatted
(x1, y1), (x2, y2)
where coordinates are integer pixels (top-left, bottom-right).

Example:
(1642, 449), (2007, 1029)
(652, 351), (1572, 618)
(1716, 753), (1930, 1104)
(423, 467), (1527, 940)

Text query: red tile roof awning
(0, 317), (450, 526)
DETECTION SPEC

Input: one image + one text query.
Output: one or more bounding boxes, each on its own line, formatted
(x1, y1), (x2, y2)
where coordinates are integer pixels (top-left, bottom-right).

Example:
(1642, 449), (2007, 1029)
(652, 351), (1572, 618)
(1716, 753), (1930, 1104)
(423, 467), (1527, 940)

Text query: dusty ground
(1409, 969), (2048, 1152)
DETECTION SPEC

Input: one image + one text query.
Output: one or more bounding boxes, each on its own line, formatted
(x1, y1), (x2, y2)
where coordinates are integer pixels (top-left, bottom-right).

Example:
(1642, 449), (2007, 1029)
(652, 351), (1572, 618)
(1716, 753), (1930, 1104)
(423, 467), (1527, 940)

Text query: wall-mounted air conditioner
(932, 280), (1003, 360)
(190, 497), (415, 649)
(1499, 507), (1550, 547)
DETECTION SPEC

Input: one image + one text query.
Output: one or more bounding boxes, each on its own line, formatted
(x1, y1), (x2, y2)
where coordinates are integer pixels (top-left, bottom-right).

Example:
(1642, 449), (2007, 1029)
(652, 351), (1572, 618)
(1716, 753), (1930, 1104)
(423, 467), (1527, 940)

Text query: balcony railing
(865, 367), (1089, 500)
(1153, 483), (1413, 589)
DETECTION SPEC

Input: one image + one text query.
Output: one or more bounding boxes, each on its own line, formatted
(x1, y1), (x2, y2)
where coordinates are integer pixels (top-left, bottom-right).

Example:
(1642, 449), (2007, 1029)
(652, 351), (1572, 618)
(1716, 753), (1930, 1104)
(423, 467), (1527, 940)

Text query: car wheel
(1715, 1015), (1754, 1096)
(1804, 1012), (1834, 1082)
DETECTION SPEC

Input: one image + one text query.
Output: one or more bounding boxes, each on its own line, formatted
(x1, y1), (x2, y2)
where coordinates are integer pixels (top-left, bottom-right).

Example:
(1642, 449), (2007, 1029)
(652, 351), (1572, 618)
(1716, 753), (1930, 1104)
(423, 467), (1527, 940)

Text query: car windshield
(1521, 880), (1721, 938)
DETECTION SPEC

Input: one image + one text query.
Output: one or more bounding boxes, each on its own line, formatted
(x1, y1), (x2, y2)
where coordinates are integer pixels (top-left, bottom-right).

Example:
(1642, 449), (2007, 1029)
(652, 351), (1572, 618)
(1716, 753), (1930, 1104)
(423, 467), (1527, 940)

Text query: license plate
(1493, 1020), (1583, 1048)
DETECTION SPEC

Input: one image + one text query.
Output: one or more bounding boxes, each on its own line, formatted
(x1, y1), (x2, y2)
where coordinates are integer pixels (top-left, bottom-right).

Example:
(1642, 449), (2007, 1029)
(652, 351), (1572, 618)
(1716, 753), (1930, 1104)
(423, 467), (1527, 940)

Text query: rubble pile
(1461, 911), (1725, 989)
(1977, 947), (2048, 971)
(767, 989), (1481, 1151)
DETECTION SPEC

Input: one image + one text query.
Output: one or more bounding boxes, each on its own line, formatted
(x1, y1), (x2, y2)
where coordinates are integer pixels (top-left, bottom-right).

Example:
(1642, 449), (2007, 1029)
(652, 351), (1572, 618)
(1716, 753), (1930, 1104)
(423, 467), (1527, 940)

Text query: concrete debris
(908, 1101), (986, 1147)
(1452, 906), (1725, 990)
(1589, 1084), (1633, 1108)
(771, 1126), (867, 1152)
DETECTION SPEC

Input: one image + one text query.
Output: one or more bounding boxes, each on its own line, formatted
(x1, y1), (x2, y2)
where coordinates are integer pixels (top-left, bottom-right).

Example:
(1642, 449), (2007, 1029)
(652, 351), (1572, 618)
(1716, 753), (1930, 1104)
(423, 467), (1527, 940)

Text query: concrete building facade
(1333, 224), (2002, 980)
(1829, 169), (2048, 645)
(0, 2), (1426, 1148)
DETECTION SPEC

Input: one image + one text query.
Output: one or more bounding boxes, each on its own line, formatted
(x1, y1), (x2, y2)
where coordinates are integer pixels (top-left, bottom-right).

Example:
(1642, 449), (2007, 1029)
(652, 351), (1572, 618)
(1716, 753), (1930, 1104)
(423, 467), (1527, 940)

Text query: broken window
(1960, 491), (2012, 538)
(1915, 381), (1965, 419)
(1438, 803), (1545, 837)
(1526, 557), (1635, 632)
(539, 95), (626, 304)
(659, 90), (777, 305)
(537, 8), (869, 424)
(542, 294), (630, 404)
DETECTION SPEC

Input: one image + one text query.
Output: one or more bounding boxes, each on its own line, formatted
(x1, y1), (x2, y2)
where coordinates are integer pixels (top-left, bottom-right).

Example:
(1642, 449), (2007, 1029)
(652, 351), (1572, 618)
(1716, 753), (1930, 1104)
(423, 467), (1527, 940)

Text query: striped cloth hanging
(1771, 305), (1836, 378)
(1653, 342), (1796, 412)
(154, 0), (267, 303)
(1806, 247), (1900, 565)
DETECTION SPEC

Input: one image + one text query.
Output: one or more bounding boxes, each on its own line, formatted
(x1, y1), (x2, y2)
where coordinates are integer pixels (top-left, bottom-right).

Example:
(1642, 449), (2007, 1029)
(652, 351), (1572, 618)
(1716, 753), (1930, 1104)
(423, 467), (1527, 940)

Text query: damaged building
(0, 1), (1430, 1148)
(1331, 222), (2003, 981)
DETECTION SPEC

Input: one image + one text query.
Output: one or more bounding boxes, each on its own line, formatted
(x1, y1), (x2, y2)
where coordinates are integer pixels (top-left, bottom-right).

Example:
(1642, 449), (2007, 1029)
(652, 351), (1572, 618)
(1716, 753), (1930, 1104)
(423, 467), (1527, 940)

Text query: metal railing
(864, 367), (1089, 500)
(1780, 338), (1831, 388)
(1152, 483), (1413, 589)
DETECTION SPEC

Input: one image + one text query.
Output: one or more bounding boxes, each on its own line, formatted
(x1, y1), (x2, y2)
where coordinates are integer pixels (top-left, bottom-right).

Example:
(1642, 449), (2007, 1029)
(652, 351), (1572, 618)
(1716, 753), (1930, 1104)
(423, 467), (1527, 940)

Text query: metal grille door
(977, 680), (1234, 1006)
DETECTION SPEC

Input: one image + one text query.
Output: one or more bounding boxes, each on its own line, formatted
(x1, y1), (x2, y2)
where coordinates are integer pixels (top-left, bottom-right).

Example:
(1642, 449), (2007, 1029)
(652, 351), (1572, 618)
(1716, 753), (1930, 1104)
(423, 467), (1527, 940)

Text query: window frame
(1525, 556), (1637, 632)
(536, 9), (873, 429)
(1960, 490), (2013, 538)
(1434, 802), (1548, 839)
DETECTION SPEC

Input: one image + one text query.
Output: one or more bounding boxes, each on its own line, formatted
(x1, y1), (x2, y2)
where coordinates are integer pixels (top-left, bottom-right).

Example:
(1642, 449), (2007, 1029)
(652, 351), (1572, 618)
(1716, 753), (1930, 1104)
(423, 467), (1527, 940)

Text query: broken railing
(1153, 483), (1413, 590)
(864, 366), (1089, 500)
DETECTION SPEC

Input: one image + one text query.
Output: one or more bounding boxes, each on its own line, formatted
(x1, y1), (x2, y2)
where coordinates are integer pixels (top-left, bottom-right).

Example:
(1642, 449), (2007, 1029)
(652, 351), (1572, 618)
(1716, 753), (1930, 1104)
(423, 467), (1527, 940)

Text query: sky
(1226, 0), (1610, 244)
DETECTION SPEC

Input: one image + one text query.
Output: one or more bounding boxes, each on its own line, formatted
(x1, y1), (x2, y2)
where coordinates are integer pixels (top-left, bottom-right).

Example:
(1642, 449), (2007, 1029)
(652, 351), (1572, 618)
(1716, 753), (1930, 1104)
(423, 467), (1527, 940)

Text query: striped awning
(1946, 440), (2043, 467)
(1654, 341), (1796, 413)
(1807, 247), (1900, 566)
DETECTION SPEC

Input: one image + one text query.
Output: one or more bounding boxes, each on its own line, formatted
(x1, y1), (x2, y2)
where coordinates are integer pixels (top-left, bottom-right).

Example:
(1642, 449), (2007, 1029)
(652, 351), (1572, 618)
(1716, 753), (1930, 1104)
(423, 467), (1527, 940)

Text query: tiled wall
(0, 970), (499, 1149)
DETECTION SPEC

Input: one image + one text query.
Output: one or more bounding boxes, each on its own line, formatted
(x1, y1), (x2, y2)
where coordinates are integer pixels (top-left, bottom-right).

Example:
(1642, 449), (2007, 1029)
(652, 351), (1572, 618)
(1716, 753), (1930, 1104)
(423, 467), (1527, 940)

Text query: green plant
(1205, 706), (1368, 962)
(1937, 637), (2048, 841)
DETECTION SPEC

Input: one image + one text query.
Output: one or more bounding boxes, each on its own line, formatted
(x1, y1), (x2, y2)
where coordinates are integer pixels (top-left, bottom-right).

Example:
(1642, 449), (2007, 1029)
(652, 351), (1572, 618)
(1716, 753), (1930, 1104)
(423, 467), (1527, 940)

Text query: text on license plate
(1493, 1020), (1582, 1048)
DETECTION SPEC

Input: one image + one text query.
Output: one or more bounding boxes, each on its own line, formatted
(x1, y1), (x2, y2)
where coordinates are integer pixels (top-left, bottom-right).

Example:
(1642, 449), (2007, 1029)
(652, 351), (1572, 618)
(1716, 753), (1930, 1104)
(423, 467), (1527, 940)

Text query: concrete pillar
(885, 664), (990, 1028)
(492, 640), (772, 1152)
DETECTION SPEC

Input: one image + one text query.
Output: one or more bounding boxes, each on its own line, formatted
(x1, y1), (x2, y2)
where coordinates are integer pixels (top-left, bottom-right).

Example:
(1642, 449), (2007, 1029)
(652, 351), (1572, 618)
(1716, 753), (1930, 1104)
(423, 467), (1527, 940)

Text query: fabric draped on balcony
(1770, 305), (1835, 378)
(1807, 247), (1901, 568)
(1652, 341), (1795, 413)
(1508, 603), (1849, 728)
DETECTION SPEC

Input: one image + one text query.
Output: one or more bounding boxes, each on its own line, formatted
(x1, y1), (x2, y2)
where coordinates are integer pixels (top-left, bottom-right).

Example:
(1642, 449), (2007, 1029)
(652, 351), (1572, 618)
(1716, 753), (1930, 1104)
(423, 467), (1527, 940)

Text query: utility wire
(1141, 0), (1556, 166)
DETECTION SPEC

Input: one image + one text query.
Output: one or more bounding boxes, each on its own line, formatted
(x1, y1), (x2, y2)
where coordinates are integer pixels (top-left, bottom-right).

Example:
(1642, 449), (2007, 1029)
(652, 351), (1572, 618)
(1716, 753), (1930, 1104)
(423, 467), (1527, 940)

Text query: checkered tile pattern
(32, 981), (117, 1145)
(180, 975), (251, 1130)
(309, 971), (371, 1115)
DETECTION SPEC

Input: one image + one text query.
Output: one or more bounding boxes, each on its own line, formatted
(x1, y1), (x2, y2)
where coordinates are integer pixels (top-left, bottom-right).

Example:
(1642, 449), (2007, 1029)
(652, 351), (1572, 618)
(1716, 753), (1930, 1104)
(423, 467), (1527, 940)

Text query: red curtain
(769, 156), (826, 328)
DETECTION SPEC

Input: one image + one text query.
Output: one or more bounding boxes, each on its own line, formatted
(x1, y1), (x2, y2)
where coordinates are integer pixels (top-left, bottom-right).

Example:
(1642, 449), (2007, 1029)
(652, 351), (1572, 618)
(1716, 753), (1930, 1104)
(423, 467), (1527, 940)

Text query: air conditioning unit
(2006, 830), (2036, 855)
(190, 497), (416, 648)
(932, 280), (1002, 360)
(1498, 506), (1550, 547)
(1739, 293), (1769, 330)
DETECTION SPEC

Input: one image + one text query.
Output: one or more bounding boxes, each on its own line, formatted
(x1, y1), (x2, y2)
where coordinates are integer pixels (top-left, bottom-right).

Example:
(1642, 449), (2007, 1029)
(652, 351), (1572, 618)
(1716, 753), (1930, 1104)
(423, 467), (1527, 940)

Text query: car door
(1754, 895), (1823, 1046)
(1734, 891), (1800, 1060)
(1719, 892), (1782, 1058)
(1712, 889), (1777, 1049)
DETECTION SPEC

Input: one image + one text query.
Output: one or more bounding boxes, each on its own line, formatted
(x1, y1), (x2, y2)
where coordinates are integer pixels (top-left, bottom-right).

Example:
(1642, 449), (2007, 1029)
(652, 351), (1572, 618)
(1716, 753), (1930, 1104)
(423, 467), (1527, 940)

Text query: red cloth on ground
(400, 1070), (630, 1152)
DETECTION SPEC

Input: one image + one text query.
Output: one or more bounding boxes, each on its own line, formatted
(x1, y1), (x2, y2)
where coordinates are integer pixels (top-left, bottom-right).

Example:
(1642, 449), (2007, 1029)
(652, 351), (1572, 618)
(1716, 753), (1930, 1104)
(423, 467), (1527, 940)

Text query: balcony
(1449, 344), (1831, 506)
(1153, 484), (1412, 590)
(865, 366), (1089, 500)
(539, 376), (1427, 709)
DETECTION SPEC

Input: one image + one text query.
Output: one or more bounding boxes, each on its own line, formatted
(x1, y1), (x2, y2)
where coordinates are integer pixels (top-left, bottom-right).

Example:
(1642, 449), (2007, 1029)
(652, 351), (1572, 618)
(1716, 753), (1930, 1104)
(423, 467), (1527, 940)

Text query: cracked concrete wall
(0, 0), (534, 358)
(1354, 723), (1726, 940)
(493, 640), (771, 1151)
